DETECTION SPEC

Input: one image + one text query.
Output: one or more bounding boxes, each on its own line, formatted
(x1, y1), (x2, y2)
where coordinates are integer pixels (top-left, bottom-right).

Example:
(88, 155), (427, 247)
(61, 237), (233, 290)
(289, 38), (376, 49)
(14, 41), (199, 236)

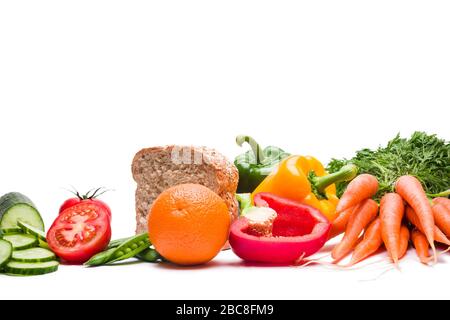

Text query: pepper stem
(236, 135), (265, 164)
(310, 164), (358, 197)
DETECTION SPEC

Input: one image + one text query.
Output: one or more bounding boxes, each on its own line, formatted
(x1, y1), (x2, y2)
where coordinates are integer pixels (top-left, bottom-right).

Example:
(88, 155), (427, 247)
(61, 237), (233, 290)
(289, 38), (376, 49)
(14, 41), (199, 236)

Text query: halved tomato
(47, 202), (111, 264)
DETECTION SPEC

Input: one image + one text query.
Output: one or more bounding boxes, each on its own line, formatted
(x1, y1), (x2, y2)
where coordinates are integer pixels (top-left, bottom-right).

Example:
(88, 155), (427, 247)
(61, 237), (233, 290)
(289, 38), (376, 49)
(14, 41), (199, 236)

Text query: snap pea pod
(85, 248), (117, 266)
(107, 235), (136, 249)
(107, 233), (150, 264)
(85, 233), (150, 266)
(136, 248), (161, 263)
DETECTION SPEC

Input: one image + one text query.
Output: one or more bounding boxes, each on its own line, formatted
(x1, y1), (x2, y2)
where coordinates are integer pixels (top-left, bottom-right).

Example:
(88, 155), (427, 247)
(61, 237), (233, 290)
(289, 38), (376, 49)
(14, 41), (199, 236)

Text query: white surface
(0, 0), (449, 300)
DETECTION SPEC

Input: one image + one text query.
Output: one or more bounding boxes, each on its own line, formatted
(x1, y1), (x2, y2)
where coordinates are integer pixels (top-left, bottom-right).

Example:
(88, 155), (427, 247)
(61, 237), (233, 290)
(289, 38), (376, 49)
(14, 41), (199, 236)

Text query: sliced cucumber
(12, 247), (56, 263)
(0, 239), (12, 268)
(2, 234), (38, 250)
(0, 193), (44, 231)
(5, 260), (59, 276)
(18, 220), (47, 241)
(0, 227), (23, 235)
(38, 239), (50, 249)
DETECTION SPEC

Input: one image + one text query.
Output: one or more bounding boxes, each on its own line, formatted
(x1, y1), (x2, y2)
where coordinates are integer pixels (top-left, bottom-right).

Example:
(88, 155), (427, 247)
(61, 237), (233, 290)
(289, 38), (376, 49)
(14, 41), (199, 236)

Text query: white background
(0, 0), (449, 300)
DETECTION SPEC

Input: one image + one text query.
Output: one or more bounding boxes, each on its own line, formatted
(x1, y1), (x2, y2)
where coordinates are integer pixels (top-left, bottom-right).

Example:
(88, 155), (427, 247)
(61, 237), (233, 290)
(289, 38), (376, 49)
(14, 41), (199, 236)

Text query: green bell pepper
(235, 193), (252, 216)
(234, 135), (290, 193)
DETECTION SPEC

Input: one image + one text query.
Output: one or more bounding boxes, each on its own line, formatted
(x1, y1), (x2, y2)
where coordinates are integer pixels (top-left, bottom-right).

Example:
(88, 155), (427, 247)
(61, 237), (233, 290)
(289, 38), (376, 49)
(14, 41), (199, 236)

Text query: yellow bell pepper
(252, 155), (357, 221)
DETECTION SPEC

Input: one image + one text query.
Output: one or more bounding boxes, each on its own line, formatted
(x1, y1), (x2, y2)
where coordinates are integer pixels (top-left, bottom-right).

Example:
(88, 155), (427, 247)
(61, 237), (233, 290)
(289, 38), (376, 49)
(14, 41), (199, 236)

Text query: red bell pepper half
(229, 192), (331, 264)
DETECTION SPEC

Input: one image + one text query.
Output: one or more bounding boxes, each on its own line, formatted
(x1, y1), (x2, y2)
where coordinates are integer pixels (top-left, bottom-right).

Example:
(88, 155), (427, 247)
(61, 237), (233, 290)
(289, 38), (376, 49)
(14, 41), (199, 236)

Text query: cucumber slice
(12, 247), (56, 263)
(0, 227), (23, 235)
(0, 193), (44, 231)
(18, 220), (46, 241)
(0, 239), (12, 268)
(2, 234), (38, 250)
(5, 260), (59, 276)
(38, 239), (50, 249)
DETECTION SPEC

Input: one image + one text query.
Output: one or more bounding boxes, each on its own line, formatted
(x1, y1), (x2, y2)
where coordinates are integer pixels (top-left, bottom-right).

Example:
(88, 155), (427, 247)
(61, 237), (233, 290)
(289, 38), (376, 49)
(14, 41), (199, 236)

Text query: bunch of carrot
(329, 174), (450, 267)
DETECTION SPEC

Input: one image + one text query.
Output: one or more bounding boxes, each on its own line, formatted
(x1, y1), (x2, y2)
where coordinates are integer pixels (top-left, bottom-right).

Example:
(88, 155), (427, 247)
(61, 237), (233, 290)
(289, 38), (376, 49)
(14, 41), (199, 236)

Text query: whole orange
(148, 183), (231, 265)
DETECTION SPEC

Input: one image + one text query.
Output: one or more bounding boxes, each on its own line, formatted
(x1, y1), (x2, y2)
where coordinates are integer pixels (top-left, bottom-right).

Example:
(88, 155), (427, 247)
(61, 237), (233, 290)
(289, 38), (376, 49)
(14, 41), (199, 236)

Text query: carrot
(328, 205), (357, 240)
(395, 175), (436, 261)
(335, 174), (379, 214)
(332, 199), (378, 262)
(380, 193), (405, 265)
(398, 226), (410, 260)
(411, 229), (431, 264)
(433, 197), (450, 212)
(345, 217), (382, 267)
(432, 203), (450, 237)
(405, 206), (450, 245)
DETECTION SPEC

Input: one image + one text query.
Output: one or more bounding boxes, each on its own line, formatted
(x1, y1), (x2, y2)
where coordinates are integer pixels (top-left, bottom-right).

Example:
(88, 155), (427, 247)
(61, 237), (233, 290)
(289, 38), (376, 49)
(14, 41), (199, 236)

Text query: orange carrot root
(346, 217), (383, 267)
(398, 226), (410, 260)
(411, 229), (432, 265)
(328, 206), (357, 240)
(432, 203), (450, 237)
(332, 199), (379, 262)
(336, 174), (379, 214)
(433, 197), (450, 212)
(406, 206), (450, 246)
(396, 176), (437, 262)
(380, 193), (405, 265)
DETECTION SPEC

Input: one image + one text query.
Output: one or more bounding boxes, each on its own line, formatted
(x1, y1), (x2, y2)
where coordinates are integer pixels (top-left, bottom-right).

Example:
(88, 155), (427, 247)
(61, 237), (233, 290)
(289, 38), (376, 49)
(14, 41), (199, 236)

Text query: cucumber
(18, 220), (47, 241)
(0, 239), (12, 268)
(4, 260), (59, 276)
(0, 193), (44, 231)
(2, 234), (38, 250)
(12, 247), (56, 263)
(38, 239), (50, 249)
(0, 227), (23, 235)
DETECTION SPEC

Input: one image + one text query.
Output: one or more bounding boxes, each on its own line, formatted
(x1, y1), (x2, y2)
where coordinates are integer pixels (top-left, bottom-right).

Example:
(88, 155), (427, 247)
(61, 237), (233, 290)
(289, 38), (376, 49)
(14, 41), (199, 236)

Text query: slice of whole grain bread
(132, 146), (239, 234)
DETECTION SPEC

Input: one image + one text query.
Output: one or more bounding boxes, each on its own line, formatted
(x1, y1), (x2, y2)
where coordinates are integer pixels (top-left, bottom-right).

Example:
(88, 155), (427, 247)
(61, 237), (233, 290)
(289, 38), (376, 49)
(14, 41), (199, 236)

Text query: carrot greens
(327, 132), (450, 201)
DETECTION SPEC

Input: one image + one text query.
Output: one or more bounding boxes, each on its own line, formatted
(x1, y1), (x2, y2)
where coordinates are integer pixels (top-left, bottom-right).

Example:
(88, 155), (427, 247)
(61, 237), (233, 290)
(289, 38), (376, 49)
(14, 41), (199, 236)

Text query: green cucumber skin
(5, 260), (59, 276)
(0, 227), (23, 235)
(2, 234), (39, 250)
(18, 220), (47, 241)
(38, 239), (50, 249)
(0, 192), (36, 216)
(12, 248), (56, 263)
(0, 193), (44, 231)
(0, 239), (13, 268)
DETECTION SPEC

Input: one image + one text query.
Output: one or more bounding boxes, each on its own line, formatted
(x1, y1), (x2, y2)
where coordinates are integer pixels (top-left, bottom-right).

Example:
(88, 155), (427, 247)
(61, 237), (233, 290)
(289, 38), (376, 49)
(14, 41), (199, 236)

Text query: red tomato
(47, 202), (112, 264)
(59, 198), (111, 218)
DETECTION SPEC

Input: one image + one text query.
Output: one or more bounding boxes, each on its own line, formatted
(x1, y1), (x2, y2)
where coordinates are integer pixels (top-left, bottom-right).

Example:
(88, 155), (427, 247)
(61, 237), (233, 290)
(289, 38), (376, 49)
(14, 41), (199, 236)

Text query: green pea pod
(234, 135), (290, 193)
(107, 233), (151, 264)
(85, 248), (117, 266)
(136, 248), (161, 263)
(84, 233), (150, 266)
(107, 235), (135, 249)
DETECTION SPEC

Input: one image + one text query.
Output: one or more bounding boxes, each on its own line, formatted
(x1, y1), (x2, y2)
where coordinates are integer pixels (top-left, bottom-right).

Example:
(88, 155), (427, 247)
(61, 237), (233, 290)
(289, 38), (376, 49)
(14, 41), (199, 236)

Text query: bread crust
(132, 146), (239, 234)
